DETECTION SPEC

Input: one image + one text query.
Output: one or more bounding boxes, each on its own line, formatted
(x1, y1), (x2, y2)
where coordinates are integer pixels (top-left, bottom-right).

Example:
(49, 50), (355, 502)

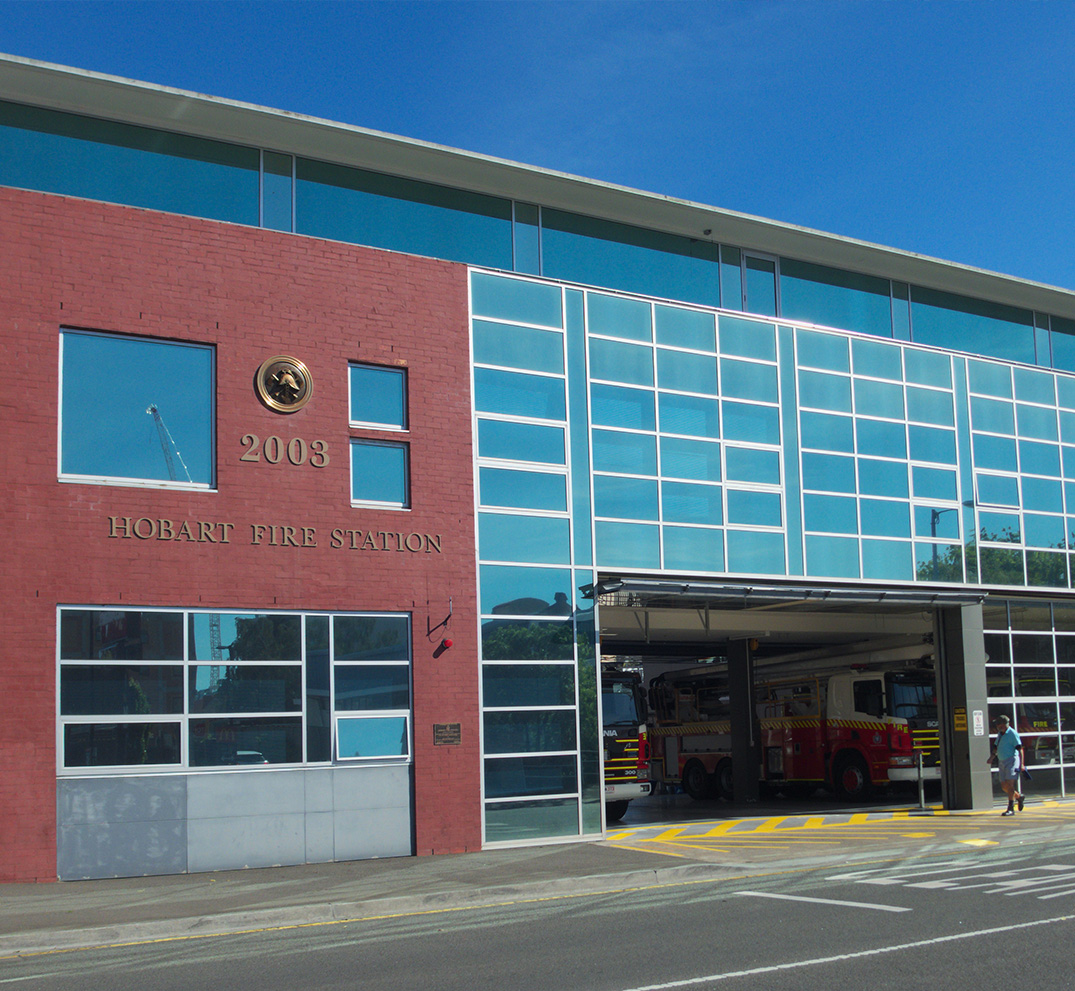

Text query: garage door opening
(594, 579), (982, 826)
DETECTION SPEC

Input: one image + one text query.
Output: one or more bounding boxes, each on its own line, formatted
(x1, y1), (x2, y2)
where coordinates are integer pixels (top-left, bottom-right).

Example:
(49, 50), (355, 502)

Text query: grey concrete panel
(187, 769), (305, 819)
(304, 811), (335, 863)
(304, 769), (335, 813)
(332, 763), (412, 811)
(334, 806), (414, 860)
(187, 813), (306, 873)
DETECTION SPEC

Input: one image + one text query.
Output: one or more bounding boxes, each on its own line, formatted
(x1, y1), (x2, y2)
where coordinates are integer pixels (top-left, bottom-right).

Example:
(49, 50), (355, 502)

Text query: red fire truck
(602, 667), (651, 821)
(649, 665), (917, 801)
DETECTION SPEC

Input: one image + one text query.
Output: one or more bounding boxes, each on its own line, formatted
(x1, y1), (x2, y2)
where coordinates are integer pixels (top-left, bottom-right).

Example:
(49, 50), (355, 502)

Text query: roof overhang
(3, 53), (1075, 320)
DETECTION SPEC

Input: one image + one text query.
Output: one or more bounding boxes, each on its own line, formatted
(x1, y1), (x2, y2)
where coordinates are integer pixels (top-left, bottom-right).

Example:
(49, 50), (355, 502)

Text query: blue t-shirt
(995, 725), (1022, 761)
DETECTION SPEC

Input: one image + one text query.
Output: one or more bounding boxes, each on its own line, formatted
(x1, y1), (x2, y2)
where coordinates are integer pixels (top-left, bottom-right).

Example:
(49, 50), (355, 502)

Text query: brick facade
(0, 187), (481, 881)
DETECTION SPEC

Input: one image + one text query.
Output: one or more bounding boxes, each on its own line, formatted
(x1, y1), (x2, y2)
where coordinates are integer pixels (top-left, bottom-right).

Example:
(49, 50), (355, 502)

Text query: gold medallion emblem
(255, 355), (313, 413)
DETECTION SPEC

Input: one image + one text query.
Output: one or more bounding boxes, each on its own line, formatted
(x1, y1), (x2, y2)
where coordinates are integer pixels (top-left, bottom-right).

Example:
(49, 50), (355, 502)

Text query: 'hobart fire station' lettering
(107, 517), (442, 553)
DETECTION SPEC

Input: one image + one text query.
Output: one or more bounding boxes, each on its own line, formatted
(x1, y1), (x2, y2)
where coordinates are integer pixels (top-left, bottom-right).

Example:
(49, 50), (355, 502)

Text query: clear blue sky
(2, 1), (1074, 289)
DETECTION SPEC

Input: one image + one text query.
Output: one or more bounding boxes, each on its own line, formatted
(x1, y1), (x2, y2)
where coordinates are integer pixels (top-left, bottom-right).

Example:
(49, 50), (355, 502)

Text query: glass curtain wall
(984, 598), (1075, 798)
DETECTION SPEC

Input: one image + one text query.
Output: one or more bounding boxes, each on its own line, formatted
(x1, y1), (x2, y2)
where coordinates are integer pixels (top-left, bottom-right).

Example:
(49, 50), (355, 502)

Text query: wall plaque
(433, 723), (462, 746)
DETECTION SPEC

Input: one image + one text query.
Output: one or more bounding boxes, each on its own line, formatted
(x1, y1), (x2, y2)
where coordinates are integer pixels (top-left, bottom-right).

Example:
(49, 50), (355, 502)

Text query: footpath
(3, 799), (1073, 958)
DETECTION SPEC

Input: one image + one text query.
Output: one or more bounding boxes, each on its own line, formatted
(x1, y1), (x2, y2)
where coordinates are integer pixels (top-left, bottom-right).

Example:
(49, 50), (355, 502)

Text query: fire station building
(4, 54), (1075, 882)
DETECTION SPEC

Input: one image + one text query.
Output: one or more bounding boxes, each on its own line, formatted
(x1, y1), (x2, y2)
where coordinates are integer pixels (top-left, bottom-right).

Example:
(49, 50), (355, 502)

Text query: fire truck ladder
(146, 403), (193, 482)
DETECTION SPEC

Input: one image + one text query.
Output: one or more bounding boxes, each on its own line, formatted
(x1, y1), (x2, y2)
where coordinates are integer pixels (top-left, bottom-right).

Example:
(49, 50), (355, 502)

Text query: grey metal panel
(187, 769), (305, 819)
(332, 763), (411, 811)
(334, 807), (414, 860)
(304, 811), (335, 863)
(304, 769), (334, 813)
(57, 777), (187, 879)
(187, 813), (306, 873)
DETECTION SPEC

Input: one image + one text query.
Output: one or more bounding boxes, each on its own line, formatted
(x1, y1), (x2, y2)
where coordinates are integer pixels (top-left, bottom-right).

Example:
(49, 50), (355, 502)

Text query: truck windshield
(886, 674), (937, 721)
(603, 679), (645, 727)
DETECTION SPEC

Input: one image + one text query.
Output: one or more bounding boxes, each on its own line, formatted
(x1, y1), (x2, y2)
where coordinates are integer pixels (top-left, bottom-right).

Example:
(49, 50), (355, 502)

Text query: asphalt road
(3, 837), (1074, 991)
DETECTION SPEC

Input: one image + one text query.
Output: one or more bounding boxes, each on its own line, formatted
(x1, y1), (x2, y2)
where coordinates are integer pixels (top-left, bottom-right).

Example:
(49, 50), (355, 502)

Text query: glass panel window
(718, 316), (776, 361)
(663, 525), (724, 572)
(971, 397), (1016, 435)
(589, 338), (654, 387)
(906, 387), (955, 426)
(593, 475), (659, 520)
(862, 539), (913, 580)
(479, 566), (574, 616)
(726, 530), (785, 575)
(334, 666), (410, 710)
(351, 441), (409, 507)
(64, 723), (181, 768)
(861, 499), (911, 538)
(262, 151), (294, 232)
(471, 273), (563, 327)
(189, 614), (301, 661)
(473, 320), (564, 374)
(804, 495), (858, 534)
(659, 393), (719, 437)
(479, 513), (571, 565)
(1019, 441), (1061, 478)
(911, 287), (1034, 364)
(482, 665), (576, 708)
(660, 437), (722, 481)
(726, 447), (781, 485)
(594, 521), (660, 568)
(1016, 404), (1059, 442)
(800, 411), (854, 453)
(657, 349), (718, 394)
(60, 610), (183, 660)
(661, 481), (723, 525)
(349, 364), (407, 429)
(484, 798), (581, 842)
(858, 458), (909, 498)
(796, 330), (850, 372)
(592, 430), (657, 476)
(968, 360), (1013, 398)
(852, 338), (903, 380)
(483, 710), (577, 754)
(484, 755), (578, 798)
(336, 716), (409, 760)
(802, 452), (856, 493)
(474, 368), (566, 420)
(744, 256), (777, 317)
(60, 666), (183, 715)
(912, 466), (958, 501)
(480, 467), (568, 512)
(806, 535), (860, 578)
(190, 716), (303, 766)
(723, 401), (779, 445)
(720, 359), (779, 403)
(854, 379), (905, 420)
(333, 615), (410, 660)
(189, 665), (302, 712)
(857, 419), (906, 459)
(591, 384), (655, 431)
(974, 433), (1018, 471)
(1022, 477), (1063, 514)
(477, 420), (565, 464)
(781, 260), (892, 338)
(977, 473), (1021, 508)
(909, 426), (957, 464)
(60, 331), (214, 485)
(798, 370), (852, 412)
(655, 305), (716, 351)
(587, 293), (652, 342)
(726, 490), (782, 527)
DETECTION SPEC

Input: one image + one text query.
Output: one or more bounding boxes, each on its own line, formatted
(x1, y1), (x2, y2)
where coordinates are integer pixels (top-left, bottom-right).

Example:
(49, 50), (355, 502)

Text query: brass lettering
(108, 516), (133, 538)
(424, 533), (442, 554)
(218, 523), (234, 543)
(198, 521), (218, 543)
(330, 527), (344, 548)
(361, 531), (378, 551)
(133, 517), (156, 539)
(251, 524), (268, 545)
(302, 527), (317, 547)
(281, 525), (299, 547)
(176, 520), (197, 541)
(404, 532), (423, 552)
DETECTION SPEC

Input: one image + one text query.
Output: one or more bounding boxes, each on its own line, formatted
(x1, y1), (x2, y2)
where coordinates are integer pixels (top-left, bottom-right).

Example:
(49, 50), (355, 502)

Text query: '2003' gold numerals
(240, 434), (329, 467)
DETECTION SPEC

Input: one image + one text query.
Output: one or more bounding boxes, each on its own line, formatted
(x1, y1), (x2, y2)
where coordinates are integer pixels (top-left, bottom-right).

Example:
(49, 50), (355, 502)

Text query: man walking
(988, 714), (1025, 816)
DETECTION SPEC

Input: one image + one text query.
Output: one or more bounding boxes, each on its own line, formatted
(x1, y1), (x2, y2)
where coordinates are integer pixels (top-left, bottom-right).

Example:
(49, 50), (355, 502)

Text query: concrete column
(936, 603), (993, 810)
(728, 638), (760, 803)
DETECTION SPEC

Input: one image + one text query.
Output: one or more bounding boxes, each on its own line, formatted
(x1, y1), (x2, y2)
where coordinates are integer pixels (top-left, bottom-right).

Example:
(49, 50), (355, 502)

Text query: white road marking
(734, 891), (911, 913)
(615, 913), (1075, 991)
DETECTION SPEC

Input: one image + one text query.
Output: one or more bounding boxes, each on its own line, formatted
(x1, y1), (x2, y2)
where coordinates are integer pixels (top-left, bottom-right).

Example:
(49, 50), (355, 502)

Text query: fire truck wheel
(605, 800), (629, 822)
(682, 760), (714, 801)
(832, 753), (871, 801)
(715, 760), (735, 800)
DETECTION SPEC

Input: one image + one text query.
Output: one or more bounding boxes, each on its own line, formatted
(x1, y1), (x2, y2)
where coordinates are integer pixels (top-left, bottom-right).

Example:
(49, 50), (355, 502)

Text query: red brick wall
(0, 187), (481, 881)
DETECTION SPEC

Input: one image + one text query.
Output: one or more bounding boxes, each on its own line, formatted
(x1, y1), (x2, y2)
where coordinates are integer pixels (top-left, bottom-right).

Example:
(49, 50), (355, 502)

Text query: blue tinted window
(262, 151), (293, 232)
(655, 305), (716, 351)
(1013, 367), (1056, 405)
(718, 316), (776, 360)
(351, 441), (409, 506)
(297, 158), (512, 267)
(722, 402), (779, 444)
(854, 379), (905, 419)
(480, 468), (567, 511)
(659, 393), (719, 437)
(726, 490), (782, 527)
(973, 433), (1018, 470)
(726, 530), (785, 575)
(971, 397), (1015, 434)
(721, 359), (779, 402)
(661, 481), (723, 525)
(1022, 477), (1063, 514)
(781, 259), (892, 338)
(800, 411), (854, 453)
(593, 476), (659, 520)
(477, 420), (565, 464)
(805, 535), (860, 578)
(858, 458), (909, 498)
(856, 418), (906, 459)
(796, 329), (850, 371)
(802, 452), (856, 493)
(541, 209), (719, 306)
(1019, 441), (1061, 478)
(337, 716), (409, 759)
(1016, 404), (1059, 442)
(657, 349), (718, 394)
(720, 246), (743, 310)
(594, 521), (661, 569)
(912, 466), (958, 501)
(663, 526), (724, 572)
(909, 426), (956, 464)
(474, 368), (566, 420)
(726, 447), (781, 485)
(349, 364), (406, 429)
(592, 430), (657, 475)
(61, 331), (214, 485)
(479, 513), (571, 564)
(978, 511), (1020, 542)
(904, 349), (952, 389)
(906, 387), (954, 426)
(862, 539), (913, 580)
(745, 256), (777, 316)
(0, 101), (259, 224)
(587, 293), (651, 341)
(589, 339), (654, 386)
(660, 437), (722, 481)
(591, 384), (655, 430)
(803, 495), (858, 534)
(915, 505), (959, 540)
(798, 370), (852, 412)
(1023, 514), (1066, 549)
(334, 667), (410, 711)
(977, 473), (1020, 507)
(513, 203), (541, 275)
(481, 665), (574, 708)
(861, 499), (911, 538)
(911, 287), (1034, 364)
(852, 338), (903, 380)
(479, 566), (574, 616)
(967, 360), (1013, 398)
(473, 320), (564, 374)
(471, 274), (563, 327)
